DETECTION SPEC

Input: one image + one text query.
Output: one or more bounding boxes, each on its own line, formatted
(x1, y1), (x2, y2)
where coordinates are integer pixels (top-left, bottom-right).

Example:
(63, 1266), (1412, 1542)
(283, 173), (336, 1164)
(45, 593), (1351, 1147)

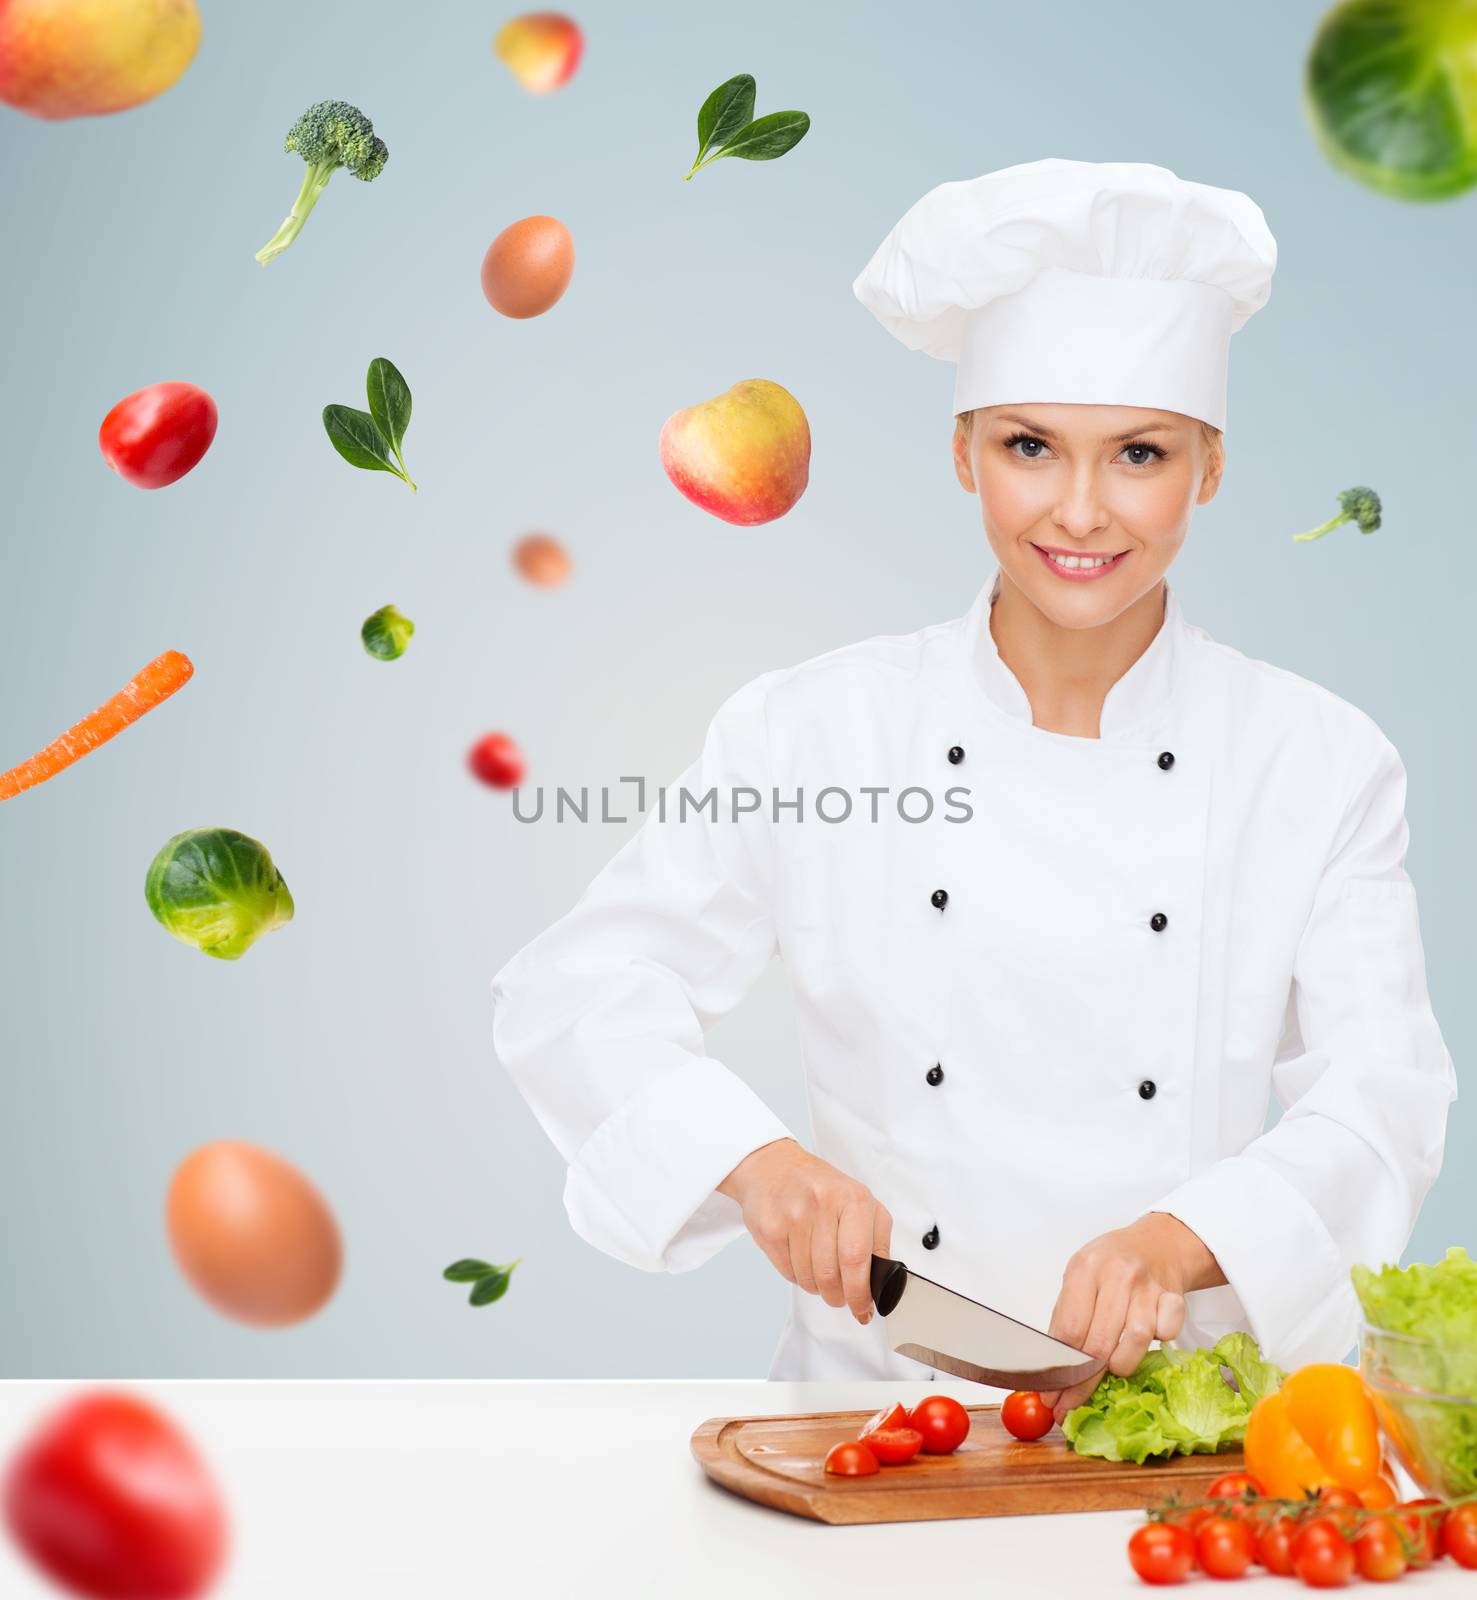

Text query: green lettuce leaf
(1160, 1356), (1248, 1446)
(1062, 1387), (1195, 1463)
(1215, 1330), (1286, 1408)
(1063, 1335), (1287, 1464)
(1352, 1247), (1477, 1397)
(1352, 1246), (1477, 1496)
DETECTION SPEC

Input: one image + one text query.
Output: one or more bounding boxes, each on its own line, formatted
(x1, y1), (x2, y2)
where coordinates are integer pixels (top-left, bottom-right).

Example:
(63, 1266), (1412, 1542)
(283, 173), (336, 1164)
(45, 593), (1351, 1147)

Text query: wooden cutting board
(691, 1403), (1243, 1524)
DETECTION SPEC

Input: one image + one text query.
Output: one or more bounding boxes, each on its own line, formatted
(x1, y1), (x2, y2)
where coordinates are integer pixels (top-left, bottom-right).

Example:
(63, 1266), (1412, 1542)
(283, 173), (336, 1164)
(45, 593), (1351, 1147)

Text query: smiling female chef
(490, 158), (1456, 1416)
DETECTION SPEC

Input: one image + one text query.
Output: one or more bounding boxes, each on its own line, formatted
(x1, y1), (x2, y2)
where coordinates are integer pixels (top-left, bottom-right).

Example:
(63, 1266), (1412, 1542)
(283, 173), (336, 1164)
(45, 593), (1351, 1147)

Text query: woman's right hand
(717, 1138), (893, 1324)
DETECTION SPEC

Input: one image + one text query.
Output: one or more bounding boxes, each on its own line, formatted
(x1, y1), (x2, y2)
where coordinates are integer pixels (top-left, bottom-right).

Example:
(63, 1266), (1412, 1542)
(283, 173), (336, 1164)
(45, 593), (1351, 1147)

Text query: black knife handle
(870, 1254), (908, 1318)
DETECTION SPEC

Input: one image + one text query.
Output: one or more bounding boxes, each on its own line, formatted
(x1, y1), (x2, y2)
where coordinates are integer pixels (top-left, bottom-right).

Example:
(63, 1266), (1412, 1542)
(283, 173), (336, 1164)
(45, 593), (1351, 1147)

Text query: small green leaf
(443, 1258), (494, 1283)
(469, 1269), (512, 1306)
(714, 110), (810, 163)
(361, 604), (415, 662)
(323, 405), (399, 476)
(693, 74), (755, 169)
(366, 357), (412, 462)
(467, 1259), (521, 1307)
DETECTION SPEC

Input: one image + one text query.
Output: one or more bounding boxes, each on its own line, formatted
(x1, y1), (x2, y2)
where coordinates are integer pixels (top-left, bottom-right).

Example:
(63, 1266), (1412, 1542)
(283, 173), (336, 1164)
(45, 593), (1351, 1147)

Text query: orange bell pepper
(1245, 1363), (1397, 1506)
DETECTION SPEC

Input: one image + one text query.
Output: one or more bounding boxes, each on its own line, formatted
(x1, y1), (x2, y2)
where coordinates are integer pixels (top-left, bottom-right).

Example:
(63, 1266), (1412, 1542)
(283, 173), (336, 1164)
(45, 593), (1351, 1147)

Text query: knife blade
(870, 1254), (1106, 1391)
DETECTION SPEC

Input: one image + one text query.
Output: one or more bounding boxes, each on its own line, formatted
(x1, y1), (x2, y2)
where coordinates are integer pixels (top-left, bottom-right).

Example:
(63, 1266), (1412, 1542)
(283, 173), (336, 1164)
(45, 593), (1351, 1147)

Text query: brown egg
(481, 216), (574, 318)
(166, 1140), (343, 1327)
(512, 531), (572, 587)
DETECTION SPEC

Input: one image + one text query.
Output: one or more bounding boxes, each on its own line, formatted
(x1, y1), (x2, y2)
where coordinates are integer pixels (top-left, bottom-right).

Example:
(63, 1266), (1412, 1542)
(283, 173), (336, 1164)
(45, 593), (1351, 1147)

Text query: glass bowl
(1359, 1320), (1477, 1499)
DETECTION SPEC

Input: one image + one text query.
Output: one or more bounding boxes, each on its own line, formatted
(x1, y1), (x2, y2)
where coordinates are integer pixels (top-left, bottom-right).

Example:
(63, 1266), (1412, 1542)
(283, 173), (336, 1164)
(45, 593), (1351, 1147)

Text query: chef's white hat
(852, 158), (1277, 430)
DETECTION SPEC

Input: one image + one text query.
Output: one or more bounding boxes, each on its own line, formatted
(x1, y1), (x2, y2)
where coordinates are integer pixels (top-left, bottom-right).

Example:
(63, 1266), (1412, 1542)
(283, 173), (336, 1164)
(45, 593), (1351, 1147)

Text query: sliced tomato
(857, 1401), (909, 1441)
(824, 1440), (879, 1477)
(865, 1427), (923, 1465)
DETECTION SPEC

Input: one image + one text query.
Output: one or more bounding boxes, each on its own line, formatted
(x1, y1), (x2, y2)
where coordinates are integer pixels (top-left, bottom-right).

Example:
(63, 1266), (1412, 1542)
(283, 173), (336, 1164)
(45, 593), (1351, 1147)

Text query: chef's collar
(965, 566), (1182, 741)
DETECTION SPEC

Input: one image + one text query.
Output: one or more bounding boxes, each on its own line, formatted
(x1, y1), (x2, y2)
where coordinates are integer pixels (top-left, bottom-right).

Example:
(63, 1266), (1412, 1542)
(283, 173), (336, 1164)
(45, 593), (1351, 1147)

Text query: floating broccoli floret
(1292, 486), (1382, 542)
(255, 101), (388, 267)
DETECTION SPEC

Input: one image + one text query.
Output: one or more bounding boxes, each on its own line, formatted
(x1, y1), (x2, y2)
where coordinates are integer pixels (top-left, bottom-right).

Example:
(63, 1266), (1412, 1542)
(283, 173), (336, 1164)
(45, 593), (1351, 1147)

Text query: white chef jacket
(490, 570), (1456, 1380)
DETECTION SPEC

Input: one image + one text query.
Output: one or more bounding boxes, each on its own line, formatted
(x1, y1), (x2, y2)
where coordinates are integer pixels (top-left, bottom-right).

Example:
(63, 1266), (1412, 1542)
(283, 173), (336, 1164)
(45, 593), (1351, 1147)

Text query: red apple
(658, 379), (810, 526)
(493, 12), (583, 93)
(0, 0), (201, 120)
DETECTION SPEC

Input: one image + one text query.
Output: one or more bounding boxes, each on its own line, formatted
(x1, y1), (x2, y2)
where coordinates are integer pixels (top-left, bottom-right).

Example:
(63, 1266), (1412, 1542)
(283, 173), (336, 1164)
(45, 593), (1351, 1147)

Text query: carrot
(0, 650), (194, 801)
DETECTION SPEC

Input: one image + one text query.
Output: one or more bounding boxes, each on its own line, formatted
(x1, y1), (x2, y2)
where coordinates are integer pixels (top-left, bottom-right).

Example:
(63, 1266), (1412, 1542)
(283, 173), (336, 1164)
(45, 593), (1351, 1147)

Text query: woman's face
(953, 403), (1223, 629)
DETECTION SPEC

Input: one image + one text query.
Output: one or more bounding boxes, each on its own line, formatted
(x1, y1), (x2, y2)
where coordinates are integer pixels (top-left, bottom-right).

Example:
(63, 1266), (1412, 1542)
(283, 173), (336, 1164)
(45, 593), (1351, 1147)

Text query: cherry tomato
(1290, 1517), (1355, 1588)
(1176, 1504), (1213, 1537)
(467, 732), (526, 788)
(1257, 1514), (1300, 1576)
(864, 1427), (923, 1465)
(1195, 1514), (1255, 1580)
(1310, 1485), (1363, 1537)
(858, 1401), (909, 1441)
(1206, 1471), (1265, 1501)
(823, 1439), (879, 1477)
(1127, 1521), (1194, 1585)
(907, 1394), (970, 1455)
(1001, 1390), (1053, 1441)
(1394, 1497), (1443, 1565)
(1205, 1470), (1265, 1522)
(1353, 1514), (1408, 1582)
(1359, 1473), (1398, 1510)
(99, 382), (218, 490)
(3, 1390), (228, 1599)
(1441, 1502), (1477, 1569)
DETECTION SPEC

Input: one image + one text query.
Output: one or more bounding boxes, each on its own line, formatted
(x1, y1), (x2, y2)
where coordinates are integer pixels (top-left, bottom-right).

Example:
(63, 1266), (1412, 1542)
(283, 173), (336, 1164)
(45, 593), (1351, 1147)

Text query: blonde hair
(954, 407), (1223, 462)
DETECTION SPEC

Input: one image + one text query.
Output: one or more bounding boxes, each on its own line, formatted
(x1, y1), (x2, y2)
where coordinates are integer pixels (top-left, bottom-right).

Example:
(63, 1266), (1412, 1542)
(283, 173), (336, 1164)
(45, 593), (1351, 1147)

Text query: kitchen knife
(869, 1254), (1107, 1391)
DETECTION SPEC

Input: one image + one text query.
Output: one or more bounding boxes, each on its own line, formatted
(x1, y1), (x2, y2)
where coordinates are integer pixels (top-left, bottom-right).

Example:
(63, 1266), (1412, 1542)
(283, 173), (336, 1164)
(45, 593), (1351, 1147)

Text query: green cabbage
(1063, 1332), (1286, 1464)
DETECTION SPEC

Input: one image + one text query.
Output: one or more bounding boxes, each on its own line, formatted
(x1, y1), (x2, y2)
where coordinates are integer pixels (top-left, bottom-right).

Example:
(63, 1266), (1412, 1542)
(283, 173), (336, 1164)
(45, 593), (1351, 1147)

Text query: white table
(0, 1381), (1468, 1596)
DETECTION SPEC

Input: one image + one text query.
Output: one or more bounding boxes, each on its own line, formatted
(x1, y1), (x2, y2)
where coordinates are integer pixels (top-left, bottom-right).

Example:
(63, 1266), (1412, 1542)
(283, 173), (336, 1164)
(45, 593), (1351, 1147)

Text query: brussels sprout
(1306, 0), (1477, 201)
(145, 828), (294, 960)
(361, 603), (415, 661)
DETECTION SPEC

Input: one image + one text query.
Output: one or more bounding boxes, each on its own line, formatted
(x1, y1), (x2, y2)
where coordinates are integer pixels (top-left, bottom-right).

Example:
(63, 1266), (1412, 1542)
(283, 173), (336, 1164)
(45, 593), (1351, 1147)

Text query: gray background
(0, 0), (1471, 1377)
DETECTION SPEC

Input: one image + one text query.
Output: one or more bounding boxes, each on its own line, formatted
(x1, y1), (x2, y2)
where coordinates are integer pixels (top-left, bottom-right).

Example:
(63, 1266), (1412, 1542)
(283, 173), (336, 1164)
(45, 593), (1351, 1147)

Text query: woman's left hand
(1036, 1211), (1226, 1424)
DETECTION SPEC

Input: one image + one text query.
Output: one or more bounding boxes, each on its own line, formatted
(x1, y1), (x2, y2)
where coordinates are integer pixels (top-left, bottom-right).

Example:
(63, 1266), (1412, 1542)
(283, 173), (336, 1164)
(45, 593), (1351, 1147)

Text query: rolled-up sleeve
(1154, 732), (1457, 1369)
(489, 674), (795, 1274)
